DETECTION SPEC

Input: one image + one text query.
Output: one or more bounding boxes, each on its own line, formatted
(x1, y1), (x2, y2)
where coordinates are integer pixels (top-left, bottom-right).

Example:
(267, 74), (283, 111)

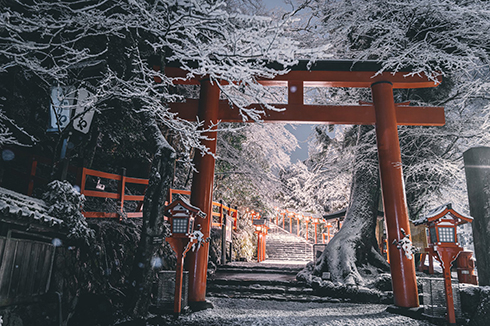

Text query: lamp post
(414, 203), (473, 325)
(312, 217), (321, 244)
(164, 199), (207, 315)
(304, 216), (310, 241)
(253, 218), (268, 262)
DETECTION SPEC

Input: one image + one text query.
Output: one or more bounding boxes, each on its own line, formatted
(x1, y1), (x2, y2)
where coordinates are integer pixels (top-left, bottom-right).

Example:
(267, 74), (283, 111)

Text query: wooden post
(166, 237), (196, 315)
(186, 79), (220, 306)
(27, 156), (37, 196)
(296, 217), (300, 237)
(119, 167), (126, 220)
(314, 223), (318, 244)
(436, 248), (461, 325)
(219, 199), (224, 226)
(234, 206), (238, 229)
(371, 81), (419, 308)
(305, 219), (309, 241)
(80, 167), (87, 195)
(221, 201), (227, 265)
(174, 250), (184, 314)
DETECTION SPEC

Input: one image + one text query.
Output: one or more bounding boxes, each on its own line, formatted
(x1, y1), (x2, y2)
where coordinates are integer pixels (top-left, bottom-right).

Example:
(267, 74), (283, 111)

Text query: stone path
(145, 298), (434, 326)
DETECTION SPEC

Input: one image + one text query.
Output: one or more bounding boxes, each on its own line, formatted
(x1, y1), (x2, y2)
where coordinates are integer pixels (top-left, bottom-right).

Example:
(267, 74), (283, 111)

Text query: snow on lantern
(164, 199), (207, 315)
(413, 203), (473, 325)
(166, 200), (198, 237)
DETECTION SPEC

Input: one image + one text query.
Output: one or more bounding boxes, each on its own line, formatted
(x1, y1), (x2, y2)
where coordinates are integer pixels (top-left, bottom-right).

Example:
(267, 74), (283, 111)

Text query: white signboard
(73, 88), (95, 134)
(48, 86), (76, 132)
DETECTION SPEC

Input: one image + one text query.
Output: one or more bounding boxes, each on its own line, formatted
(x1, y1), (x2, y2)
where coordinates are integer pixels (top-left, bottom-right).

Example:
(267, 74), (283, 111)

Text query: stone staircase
(206, 262), (337, 303)
(265, 223), (314, 262)
(206, 224), (322, 302)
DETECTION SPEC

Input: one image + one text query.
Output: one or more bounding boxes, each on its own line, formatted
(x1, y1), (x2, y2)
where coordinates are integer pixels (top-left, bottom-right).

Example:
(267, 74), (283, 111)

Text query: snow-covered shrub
(43, 180), (95, 243)
(233, 215), (256, 261)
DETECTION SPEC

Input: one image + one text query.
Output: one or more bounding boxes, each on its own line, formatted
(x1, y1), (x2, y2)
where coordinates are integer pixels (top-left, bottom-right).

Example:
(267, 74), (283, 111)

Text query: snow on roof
(413, 203), (473, 226)
(164, 197), (206, 218)
(0, 187), (64, 228)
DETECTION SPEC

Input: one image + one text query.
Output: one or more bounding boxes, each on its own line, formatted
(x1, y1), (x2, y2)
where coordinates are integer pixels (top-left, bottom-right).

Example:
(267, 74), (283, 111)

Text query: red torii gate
(164, 60), (445, 310)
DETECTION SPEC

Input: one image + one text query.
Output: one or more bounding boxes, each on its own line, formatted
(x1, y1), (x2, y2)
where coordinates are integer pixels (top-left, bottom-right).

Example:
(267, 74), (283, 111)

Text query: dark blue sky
(264, 0), (317, 163)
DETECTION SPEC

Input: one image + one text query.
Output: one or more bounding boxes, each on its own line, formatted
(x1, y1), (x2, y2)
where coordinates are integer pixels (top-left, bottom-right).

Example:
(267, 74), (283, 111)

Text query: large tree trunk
(313, 126), (389, 285)
(125, 113), (176, 319)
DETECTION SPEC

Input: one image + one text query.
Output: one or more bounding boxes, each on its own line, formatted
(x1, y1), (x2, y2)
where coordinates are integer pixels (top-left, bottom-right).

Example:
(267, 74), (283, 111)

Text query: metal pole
(186, 79), (220, 305)
(371, 81), (419, 308)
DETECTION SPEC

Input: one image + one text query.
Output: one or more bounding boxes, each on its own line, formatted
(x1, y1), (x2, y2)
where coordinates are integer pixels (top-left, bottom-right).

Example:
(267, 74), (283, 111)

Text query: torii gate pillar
(372, 81), (419, 308)
(186, 79), (219, 308)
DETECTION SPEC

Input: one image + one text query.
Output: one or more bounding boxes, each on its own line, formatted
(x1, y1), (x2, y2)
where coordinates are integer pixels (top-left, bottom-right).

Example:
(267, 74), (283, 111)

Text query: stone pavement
(146, 297), (434, 326)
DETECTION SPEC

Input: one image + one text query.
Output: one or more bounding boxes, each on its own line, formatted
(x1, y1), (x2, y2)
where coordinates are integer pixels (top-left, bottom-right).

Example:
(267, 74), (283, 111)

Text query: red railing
(80, 167), (148, 219)
(273, 209), (335, 244)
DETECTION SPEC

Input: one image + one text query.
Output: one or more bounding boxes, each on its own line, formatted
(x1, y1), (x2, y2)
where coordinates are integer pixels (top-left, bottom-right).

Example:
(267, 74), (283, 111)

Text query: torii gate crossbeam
(164, 60), (445, 310)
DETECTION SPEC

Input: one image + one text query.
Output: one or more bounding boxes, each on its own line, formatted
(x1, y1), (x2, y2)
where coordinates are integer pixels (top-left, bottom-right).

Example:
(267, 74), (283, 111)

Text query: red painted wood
(186, 79), (220, 303)
(165, 66), (442, 89)
(169, 100), (445, 126)
(372, 81), (419, 308)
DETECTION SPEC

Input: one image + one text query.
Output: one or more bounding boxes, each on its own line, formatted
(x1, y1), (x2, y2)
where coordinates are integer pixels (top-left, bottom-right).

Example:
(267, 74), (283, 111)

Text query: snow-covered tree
(1, 0), (304, 318)
(214, 123), (298, 212)
(297, 0), (490, 285)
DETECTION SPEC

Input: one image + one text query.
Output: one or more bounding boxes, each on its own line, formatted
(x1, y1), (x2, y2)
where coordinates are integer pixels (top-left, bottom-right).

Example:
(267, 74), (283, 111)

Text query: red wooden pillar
(186, 79), (220, 305)
(371, 81), (419, 308)
(296, 217), (300, 236)
(305, 219), (309, 241)
(314, 223), (318, 244)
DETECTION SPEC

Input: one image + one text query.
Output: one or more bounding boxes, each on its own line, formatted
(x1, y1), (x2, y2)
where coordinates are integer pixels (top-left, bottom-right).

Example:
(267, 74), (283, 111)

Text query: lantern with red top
(166, 199), (201, 238)
(164, 199), (206, 315)
(311, 216), (321, 244)
(253, 218), (269, 262)
(413, 203), (473, 325)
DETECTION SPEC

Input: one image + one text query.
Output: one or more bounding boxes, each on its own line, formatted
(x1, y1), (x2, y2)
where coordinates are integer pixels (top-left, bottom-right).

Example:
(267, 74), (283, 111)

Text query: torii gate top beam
(165, 59), (441, 89)
(164, 59), (444, 126)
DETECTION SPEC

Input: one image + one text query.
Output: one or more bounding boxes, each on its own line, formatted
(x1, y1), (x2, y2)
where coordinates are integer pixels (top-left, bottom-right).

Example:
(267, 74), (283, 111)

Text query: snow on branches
(1, 0), (304, 154)
(309, 0), (490, 80)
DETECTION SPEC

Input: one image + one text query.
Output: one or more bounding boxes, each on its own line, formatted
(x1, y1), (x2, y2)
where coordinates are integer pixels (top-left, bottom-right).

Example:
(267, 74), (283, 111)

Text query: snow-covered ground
(150, 298), (433, 326)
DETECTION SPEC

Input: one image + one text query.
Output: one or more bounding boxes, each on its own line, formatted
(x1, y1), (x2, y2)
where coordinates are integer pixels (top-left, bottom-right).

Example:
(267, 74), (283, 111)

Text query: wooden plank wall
(0, 237), (55, 306)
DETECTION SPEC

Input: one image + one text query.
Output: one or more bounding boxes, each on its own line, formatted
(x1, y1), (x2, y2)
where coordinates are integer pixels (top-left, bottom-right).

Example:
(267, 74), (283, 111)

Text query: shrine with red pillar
(162, 59), (446, 310)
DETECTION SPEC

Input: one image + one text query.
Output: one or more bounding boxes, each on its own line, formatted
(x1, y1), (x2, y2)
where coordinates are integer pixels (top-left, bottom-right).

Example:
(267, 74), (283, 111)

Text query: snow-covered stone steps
(206, 277), (323, 302)
(265, 224), (314, 261)
(207, 292), (345, 303)
(216, 265), (300, 275)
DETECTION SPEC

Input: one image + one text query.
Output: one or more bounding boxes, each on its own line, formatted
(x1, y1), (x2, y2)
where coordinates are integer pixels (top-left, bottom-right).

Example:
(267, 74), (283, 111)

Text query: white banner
(73, 88), (95, 134)
(48, 86), (76, 132)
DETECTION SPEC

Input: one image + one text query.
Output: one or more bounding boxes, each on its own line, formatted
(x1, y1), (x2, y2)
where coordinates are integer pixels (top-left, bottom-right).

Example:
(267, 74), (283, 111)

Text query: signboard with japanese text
(73, 88), (95, 134)
(48, 86), (76, 132)
(225, 216), (232, 243)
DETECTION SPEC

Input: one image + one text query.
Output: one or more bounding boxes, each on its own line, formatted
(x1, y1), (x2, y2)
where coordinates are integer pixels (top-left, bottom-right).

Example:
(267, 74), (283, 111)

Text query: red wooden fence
(80, 167), (148, 219)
